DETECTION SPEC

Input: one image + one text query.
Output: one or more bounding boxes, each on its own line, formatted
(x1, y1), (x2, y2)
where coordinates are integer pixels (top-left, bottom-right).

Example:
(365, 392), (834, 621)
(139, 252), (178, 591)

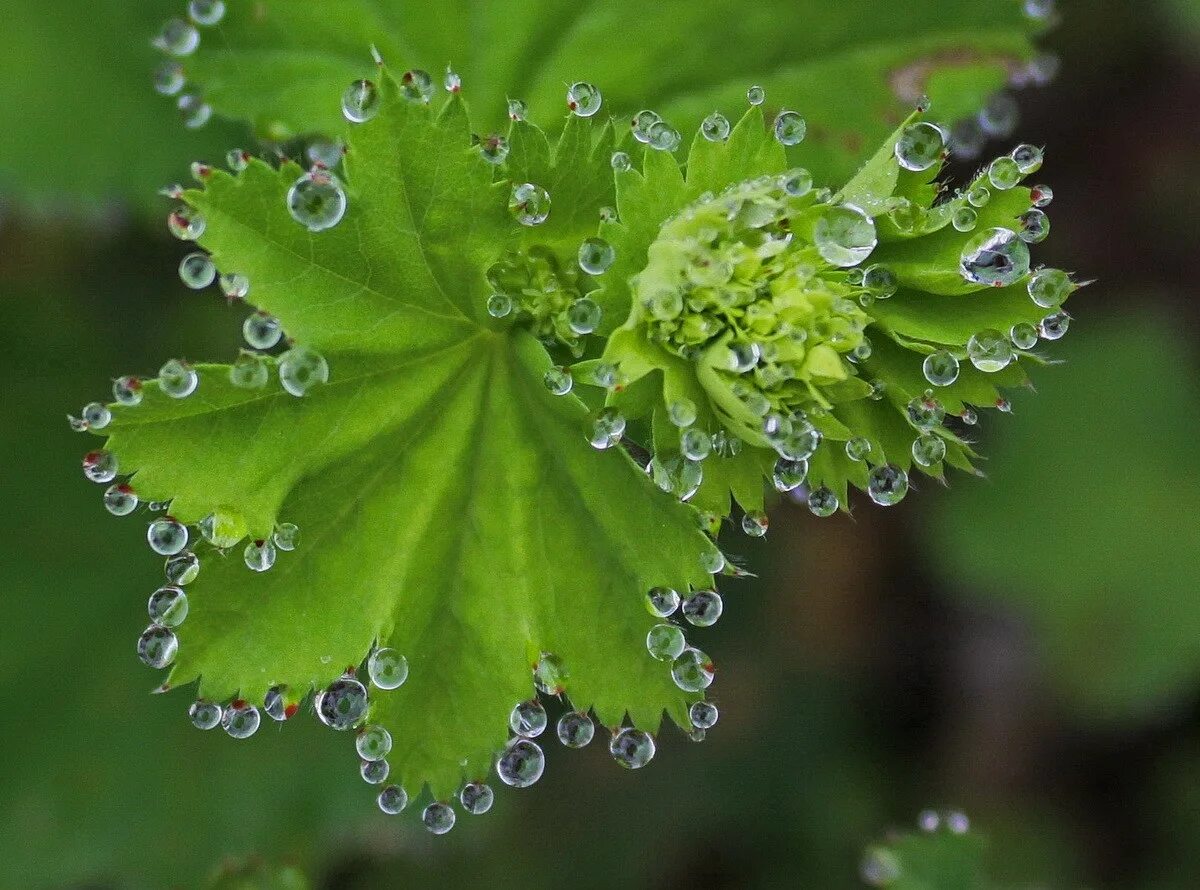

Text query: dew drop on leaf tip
(556, 711), (595, 748)
(609, 727), (655, 769)
(153, 18), (199, 57)
(377, 784), (408, 814)
(367, 647), (409, 689)
(460, 782), (494, 815)
(341, 79), (380, 123)
(287, 170), (347, 232)
(496, 738), (545, 788)
(567, 81), (602, 117)
(509, 699), (547, 738)
(423, 801), (456, 834)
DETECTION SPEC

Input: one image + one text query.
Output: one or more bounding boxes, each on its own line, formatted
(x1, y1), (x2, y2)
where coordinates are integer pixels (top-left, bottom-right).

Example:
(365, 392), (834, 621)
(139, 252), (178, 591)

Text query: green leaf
(97, 73), (717, 800)
(174, 0), (1046, 182)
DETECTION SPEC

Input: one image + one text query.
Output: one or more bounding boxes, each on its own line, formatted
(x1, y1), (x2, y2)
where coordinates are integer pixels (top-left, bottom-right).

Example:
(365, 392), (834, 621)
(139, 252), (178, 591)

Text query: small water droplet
(159, 359), (198, 398)
(443, 66), (462, 93)
(774, 111), (807, 146)
(179, 252), (215, 289)
(952, 206), (978, 232)
(176, 93), (212, 129)
(845, 437), (872, 462)
(316, 677), (369, 730)
(287, 170), (347, 231)
(746, 85), (765, 106)
(399, 69), (434, 103)
(959, 227), (1030, 287)
(377, 784), (408, 814)
(510, 699), (547, 738)
(278, 346), (329, 396)
(273, 522), (299, 551)
(243, 538), (276, 572)
(863, 265), (898, 298)
(148, 517), (188, 555)
(774, 420), (821, 462)
(922, 350), (960, 387)
(700, 549), (726, 574)
(987, 156), (1022, 190)
(368, 647), (409, 689)
(80, 402), (111, 430)
(860, 847), (902, 887)
(630, 110), (661, 143)
(356, 724), (393, 761)
(165, 551), (200, 585)
(867, 464), (909, 506)
(229, 352), (270, 389)
(188, 0), (225, 26)
(82, 450), (118, 484)
(609, 727), (655, 769)
(361, 759), (390, 784)
(648, 120), (681, 152)
(534, 652), (567, 695)
(197, 510), (245, 549)
(1010, 322), (1039, 350)
(906, 395), (945, 432)
(509, 182), (550, 226)
(460, 782), (494, 814)
(1018, 208), (1050, 243)
(966, 183), (991, 208)
(153, 18), (199, 56)
(671, 647), (715, 692)
(479, 134), (509, 165)
(894, 122), (945, 171)
(153, 60), (185, 96)
(1030, 184), (1054, 207)
(609, 151), (632, 174)
(306, 139), (344, 169)
(589, 408), (626, 450)
(487, 293), (514, 319)
(1040, 311), (1070, 340)
(646, 623), (686, 661)
(646, 587), (680, 618)
(167, 205), (205, 241)
(690, 701), (718, 729)
(137, 624), (178, 669)
(1027, 268), (1071, 308)
(557, 711), (595, 748)
(497, 738), (545, 787)
(242, 314), (282, 351)
(682, 590), (723, 627)
(263, 685), (289, 721)
(103, 483), (138, 516)
(911, 433), (947, 467)
(507, 98), (527, 121)
(567, 297), (602, 335)
(538, 366), (572, 396)
(967, 329), (1015, 372)
(701, 111), (730, 142)
(148, 586), (188, 627)
(189, 699), (222, 730)
(567, 81), (602, 117)
(782, 168), (813, 196)
(578, 238), (615, 276)
(813, 204), (877, 267)
(342, 79), (380, 123)
(979, 92), (1019, 138)
(807, 486), (839, 517)
(772, 458), (808, 492)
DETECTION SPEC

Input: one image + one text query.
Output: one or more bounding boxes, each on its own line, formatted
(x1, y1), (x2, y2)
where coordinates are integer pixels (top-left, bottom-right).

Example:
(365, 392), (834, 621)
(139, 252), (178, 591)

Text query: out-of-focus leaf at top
(926, 315), (1200, 720)
(174, 0), (1048, 183)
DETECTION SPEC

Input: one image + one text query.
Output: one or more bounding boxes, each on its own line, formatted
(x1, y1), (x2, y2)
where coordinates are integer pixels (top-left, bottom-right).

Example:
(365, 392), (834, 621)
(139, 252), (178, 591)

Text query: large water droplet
(867, 464), (909, 506)
(189, 699), (222, 730)
(509, 699), (547, 738)
(701, 112), (730, 142)
(556, 711), (595, 748)
(988, 156), (1022, 190)
(147, 517), (188, 555)
(671, 647), (715, 692)
(222, 701), (260, 738)
(567, 81), (602, 117)
(609, 727), (655, 769)
(682, 590), (723, 627)
(952, 206), (978, 232)
(103, 483), (138, 516)
(772, 458), (808, 492)
(148, 586), (188, 627)
(646, 623), (686, 661)
(356, 724), (392, 761)
(774, 111), (807, 146)
(959, 228), (1030, 287)
(272, 522), (300, 552)
(813, 205), (877, 267)
(179, 252), (215, 289)
(967, 329), (1015, 372)
(509, 182), (550, 226)
(165, 550), (200, 585)
(567, 298), (602, 335)
(342, 80), (380, 123)
(243, 538), (276, 572)
(1010, 322), (1039, 350)
(422, 802), (456, 835)
(912, 433), (947, 467)
(894, 122), (946, 172)
(137, 625), (178, 668)
(690, 701), (719, 730)
(578, 238), (615, 275)
(279, 346), (329, 396)
(159, 359), (198, 398)
(361, 759), (389, 785)
(368, 648), (409, 689)
(168, 205), (205, 240)
(922, 350), (960, 387)
(113, 375), (143, 406)
(82, 450), (118, 484)
(316, 677), (369, 730)
(646, 587), (680, 618)
(377, 784), (408, 814)
(287, 171), (347, 231)
(1027, 268), (1071, 308)
(242, 312), (282, 350)
(460, 782), (494, 814)
(497, 738), (545, 787)
(807, 486), (839, 517)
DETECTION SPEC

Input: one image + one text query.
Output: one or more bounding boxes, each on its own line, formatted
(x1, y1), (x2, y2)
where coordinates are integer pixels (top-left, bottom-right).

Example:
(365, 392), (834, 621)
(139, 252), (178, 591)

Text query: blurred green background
(3, 0), (1199, 887)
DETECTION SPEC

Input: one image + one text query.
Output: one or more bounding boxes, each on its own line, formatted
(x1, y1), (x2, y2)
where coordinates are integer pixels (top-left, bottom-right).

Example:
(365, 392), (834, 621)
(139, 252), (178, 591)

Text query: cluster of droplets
(859, 809), (972, 887)
(150, 2), (227, 128)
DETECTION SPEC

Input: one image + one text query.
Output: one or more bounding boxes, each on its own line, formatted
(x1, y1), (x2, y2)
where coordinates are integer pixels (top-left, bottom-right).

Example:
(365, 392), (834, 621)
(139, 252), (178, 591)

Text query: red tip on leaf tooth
(283, 703), (299, 719)
(232, 698), (246, 709)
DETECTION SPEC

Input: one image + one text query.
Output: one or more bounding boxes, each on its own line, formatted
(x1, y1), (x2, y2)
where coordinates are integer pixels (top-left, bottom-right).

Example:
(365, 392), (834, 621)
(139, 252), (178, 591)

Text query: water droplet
(306, 139), (344, 169)
(509, 182), (550, 226)
(361, 759), (389, 784)
(1011, 144), (1044, 176)
(368, 648), (409, 689)
(1027, 268), (1071, 309)
(103, 483), (138, 516)
(959, 227), (1030, 287)
(860, 847), (902, 887)
(906, 395), (945, 432)
(967, 329), (1015, 372)
(911, 433), (946, 467)
(159, 359), (198, 398)
(148, 586), (188, 627)
(952, 206), (978, 232)
(82, 450), (117, 484)
(153, 60), (185, 96)
(690, 701), (718, 729)
(556, 711), (595, 748)
(79, 402), (111, 431)
(671, 647), (715, 692)
(197, 510), (244, 549)
(966, 183), (991, 208)
(567, 81), (602, 117)
(746, 85), (765, 106)
(567, 298), (602, 335)
(894, 122), (945, 171)
(356, 724), (392, 761)
(863, 265), (898, 298)
(774, 420), (821, 462)
(316, 677), (369, 730)
(460, 782), (494, 814)
(479, 134), (509, 164)
(1040, 311), (1070, 340)
(179, 252), (215, 289)
(263, 685), (289, 721)
(1018, 208), (1050, 243)
(137, 625), (178, 669)
(648, 120), (681, 152)
(243, 538), (276, 572)
(807, 486), (839, 517)
(188, 0), (225, 26)
(979, 92), (1019, 138)
(782, 168), (813, 196)
(814, 205), (877, 267)
(578, 238), (615, 276)
(537, 366), (571, 397)
(153, 18), (199, 56)
(342, 79), (380, 123)
(589, 408), (626, 450)
(845, 437), (872, 462)
(772, 458), (808, 492)
(1030, 184), (1054, 207)
(700, 550), (726, 574)
(229, 352), (270, 389)
(609, 727), (655, 769)
(189, 700), (222, 730)
(683, 590), (723, 627)
(278, 346), (329, 397)
(507, 98), (528, 121)
(176, 93), (212, 129)
(443, 66), (462, 93)
(610, 151), (632, 173)
(224, 149), (249, 174)
(272, 522), (299, 552)
(165, 551), (200, 585)
(867, 464), (909, 506)
(628, 110), (659, 145)
(377, 784), (408, 814)
(420, 801), (456, 835)
(646, 587), (680, 618)
(947, 810), (971, 833)
(497, 738), (545, 787)
(287, 170), (347, 232)
(646, 623), (686, 661)
(701, 112), (730, 142)
(988, 156), (1022, 191)
(487, 293), (514, 318)
(167, 205), (205, 241)
(400, 69), (434, 103)
(923, 350), (960, 387)
(774, 111), (807, 146)
(147, 517), (188, 555)
(1010, 322), (1039, 350)
(510, 699), (547, 738)
(533, 652), (567, 695)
